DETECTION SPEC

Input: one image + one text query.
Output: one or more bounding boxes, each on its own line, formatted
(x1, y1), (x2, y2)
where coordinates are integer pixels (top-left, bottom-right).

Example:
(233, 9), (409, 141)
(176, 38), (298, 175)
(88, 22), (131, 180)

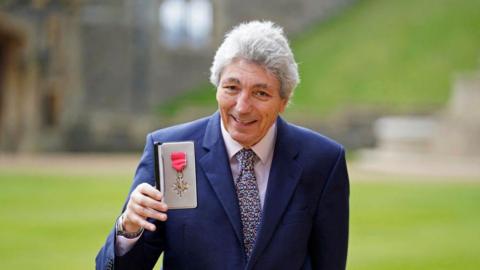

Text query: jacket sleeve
(96, 133), (165, 270)
(310, 147), (350, 270)
(95, 228), (116, 270)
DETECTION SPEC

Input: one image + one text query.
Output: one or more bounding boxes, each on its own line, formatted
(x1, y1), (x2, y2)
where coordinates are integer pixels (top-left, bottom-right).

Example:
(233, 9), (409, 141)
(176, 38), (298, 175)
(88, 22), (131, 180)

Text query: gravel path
(1, 152), (479, 181)
(0, 153), (141, 176)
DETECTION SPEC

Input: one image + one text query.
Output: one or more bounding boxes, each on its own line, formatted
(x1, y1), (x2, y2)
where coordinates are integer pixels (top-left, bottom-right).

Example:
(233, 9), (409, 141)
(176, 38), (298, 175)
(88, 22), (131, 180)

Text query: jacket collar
(200, 112), (303, 264)
(247, 116), (302, 268)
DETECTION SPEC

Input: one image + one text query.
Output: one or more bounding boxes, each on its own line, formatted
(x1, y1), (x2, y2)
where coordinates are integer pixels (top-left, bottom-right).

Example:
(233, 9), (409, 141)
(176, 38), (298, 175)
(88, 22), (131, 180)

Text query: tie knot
(235, 148), (257, 167)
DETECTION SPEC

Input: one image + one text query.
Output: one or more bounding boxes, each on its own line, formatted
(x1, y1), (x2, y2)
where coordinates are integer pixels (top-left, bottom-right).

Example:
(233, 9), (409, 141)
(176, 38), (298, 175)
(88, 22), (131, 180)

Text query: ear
(215, 86), (221, 102)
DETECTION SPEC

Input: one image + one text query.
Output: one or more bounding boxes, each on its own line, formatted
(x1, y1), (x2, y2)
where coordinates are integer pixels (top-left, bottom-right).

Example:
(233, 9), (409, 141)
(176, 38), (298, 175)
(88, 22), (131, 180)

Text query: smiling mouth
(231, 115), (257, 126)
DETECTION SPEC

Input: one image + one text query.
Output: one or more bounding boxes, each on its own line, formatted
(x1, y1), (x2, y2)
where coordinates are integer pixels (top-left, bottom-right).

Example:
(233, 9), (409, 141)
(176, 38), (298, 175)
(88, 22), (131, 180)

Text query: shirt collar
(220, 118), (277, 165)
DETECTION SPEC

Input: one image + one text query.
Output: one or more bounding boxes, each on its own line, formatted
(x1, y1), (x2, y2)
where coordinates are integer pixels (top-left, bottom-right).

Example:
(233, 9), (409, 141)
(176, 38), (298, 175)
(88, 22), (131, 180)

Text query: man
(96, 20), (349, 270)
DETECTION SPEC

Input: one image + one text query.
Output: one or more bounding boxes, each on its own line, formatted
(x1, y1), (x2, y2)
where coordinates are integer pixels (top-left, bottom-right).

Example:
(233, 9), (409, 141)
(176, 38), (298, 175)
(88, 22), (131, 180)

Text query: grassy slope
(159, 0), (480, 118)
(1, 170), (479, 269)
(291, 0), (480, 116)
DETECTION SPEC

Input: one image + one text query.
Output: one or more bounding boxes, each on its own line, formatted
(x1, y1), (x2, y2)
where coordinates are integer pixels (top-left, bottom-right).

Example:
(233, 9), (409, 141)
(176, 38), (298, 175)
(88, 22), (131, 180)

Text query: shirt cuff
(115, 233), (142, 256)
(114, 214), (143, 256)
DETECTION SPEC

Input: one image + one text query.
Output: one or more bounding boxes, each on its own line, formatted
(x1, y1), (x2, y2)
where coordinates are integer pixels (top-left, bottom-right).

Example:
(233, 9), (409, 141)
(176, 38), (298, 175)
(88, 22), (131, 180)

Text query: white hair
(209, 20), (299, 100)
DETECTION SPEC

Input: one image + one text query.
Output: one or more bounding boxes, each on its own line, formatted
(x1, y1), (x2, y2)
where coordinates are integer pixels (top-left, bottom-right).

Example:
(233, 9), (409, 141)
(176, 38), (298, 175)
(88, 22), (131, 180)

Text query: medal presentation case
(154, 141), (197, 209)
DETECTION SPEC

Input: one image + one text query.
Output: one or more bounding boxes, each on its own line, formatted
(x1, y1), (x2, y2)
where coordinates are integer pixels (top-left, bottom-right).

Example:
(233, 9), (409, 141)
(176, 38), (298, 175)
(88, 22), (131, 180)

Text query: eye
(222, 85), (238, 92)
(254, 90), (271, 98)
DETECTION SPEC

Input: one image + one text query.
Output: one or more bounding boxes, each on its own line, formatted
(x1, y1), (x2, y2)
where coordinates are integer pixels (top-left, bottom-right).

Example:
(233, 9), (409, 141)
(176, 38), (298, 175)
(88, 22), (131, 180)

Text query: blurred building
(0, 0), (353, 152)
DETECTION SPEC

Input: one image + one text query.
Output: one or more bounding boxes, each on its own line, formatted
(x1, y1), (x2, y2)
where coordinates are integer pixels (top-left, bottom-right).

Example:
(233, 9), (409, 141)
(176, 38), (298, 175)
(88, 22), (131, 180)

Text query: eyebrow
(221, 77), (241, 84)
(221, 77), (269, 89)
(252, 83), (269, 90)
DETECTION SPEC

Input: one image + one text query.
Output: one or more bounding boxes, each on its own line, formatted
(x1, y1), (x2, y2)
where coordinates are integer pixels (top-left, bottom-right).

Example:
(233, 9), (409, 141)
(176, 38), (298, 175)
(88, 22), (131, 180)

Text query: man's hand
(122, 183), (168, 233)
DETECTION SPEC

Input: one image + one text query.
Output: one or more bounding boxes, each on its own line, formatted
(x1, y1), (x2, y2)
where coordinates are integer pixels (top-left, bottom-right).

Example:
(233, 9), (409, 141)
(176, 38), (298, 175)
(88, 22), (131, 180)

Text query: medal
(170, 151), (189, 197)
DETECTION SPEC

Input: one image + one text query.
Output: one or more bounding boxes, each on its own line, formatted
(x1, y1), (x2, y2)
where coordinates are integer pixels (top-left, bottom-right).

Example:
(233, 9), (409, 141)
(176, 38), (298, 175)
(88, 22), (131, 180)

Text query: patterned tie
(234, 148), (262, 258)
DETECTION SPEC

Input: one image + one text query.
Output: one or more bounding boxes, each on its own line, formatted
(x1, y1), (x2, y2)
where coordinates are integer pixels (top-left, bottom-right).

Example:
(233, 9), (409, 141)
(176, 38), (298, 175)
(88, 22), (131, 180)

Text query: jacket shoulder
(286, 122), (345, 158)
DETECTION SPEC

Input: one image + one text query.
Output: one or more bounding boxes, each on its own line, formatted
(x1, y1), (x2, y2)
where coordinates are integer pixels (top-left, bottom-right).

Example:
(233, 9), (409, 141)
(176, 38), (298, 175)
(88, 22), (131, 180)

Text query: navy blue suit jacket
(96, 112), (349, 270)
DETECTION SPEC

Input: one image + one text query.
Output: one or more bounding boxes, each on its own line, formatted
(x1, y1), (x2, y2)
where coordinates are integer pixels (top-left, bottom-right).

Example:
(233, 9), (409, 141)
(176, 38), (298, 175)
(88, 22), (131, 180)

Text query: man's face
(216, 59), (288, 148)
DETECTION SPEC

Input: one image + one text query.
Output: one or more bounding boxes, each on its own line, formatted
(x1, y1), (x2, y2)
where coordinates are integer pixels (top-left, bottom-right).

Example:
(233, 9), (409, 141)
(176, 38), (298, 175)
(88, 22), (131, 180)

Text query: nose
(235, 91), (252, 113)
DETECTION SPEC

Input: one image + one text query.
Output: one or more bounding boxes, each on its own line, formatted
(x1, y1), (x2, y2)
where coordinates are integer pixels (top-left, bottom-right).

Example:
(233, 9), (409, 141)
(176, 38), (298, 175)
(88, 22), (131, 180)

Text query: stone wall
(365, 71), (480, 158)
(433, 72), (480, 156)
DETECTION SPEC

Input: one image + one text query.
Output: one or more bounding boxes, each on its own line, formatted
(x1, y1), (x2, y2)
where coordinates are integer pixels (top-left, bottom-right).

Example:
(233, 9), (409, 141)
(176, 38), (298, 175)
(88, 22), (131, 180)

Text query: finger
(137, 183), (163, 201)
(131, 203), (168, 222)
(131, 192), (168, 212)
(126, 212), (157, 232)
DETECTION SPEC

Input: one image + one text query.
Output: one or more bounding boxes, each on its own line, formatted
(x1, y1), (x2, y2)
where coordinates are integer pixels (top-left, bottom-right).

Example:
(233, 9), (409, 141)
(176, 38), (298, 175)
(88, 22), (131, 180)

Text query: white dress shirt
(220, 120), (276, 209)
(116, 119), (277, 255)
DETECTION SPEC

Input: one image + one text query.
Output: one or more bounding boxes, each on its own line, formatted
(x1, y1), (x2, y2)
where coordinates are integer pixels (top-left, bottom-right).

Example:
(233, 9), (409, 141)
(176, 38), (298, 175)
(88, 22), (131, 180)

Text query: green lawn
(349, 181), (480, 270)
(0, 171), (132, 270)
(0, 169), (479, 269)
(158, 0), (480, 119)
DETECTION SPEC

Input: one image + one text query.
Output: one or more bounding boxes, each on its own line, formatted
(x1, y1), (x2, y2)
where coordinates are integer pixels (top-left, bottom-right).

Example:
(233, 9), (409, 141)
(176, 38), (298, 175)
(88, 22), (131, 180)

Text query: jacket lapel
(247, 117), (303, 269)
(198, 112), (243, 246)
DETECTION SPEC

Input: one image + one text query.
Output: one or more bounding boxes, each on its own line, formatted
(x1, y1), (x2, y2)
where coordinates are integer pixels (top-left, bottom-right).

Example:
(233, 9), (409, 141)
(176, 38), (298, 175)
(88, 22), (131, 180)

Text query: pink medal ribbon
(170, 152), (189, 197)
(171, 152), (187, 172)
